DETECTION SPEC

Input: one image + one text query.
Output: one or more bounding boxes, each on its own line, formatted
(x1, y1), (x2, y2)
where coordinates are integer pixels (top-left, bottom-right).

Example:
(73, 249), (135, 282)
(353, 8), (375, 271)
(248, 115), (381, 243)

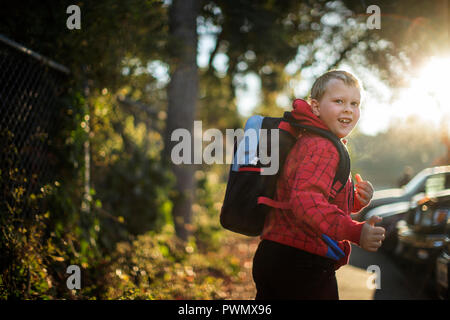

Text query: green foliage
(0, 167), (49, 299)
(94, 168), (254, 300)
(202, 0), (322, 77)
(0, 83), (175, 299)
(0, 90), (89, 299)
(198, 72), (243, 131)
(0, 0), (174, 299)
(104, 229), (214, 299)
(102, 217), (248, 299)
(0, 0), (168, 91)
(200, 0), (326, 113)
(91, 103), (175, 237)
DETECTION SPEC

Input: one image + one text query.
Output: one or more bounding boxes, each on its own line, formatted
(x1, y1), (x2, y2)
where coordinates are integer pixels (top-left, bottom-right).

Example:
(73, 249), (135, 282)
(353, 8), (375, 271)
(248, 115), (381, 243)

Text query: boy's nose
(343, 104), (353, 113)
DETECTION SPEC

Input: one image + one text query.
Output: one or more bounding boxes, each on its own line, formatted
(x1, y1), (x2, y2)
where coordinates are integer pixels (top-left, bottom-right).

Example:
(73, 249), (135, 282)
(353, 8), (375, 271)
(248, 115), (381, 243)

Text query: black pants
(252, 239), (339, 300)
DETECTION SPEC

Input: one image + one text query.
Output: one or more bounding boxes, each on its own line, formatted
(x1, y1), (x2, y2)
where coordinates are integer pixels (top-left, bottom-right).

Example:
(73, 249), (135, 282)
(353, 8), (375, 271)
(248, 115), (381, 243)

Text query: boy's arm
(288, 140), (364, 245)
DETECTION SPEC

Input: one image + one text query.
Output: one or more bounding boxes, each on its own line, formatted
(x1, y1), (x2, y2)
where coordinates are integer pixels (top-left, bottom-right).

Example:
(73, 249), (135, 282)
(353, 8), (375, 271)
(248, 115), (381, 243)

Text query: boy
(252, 70), (385, 300)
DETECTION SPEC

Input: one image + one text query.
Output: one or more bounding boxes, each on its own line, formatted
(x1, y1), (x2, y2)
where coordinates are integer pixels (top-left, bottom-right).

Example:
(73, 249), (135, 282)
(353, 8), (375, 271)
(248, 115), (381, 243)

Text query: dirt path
(219, 233), (259, 300)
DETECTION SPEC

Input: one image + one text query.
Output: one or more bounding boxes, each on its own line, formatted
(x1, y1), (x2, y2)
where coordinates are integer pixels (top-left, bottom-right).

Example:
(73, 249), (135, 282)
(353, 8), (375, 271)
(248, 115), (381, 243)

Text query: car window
(425, 173), (447, 195)
(403, 170), (427, 194)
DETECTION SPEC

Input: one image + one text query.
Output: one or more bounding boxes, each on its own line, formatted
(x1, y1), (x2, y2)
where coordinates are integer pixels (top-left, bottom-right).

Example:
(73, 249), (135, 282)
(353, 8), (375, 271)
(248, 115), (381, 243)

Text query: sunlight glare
(390, 55), (450, 129)
(412, 56), (450, 108)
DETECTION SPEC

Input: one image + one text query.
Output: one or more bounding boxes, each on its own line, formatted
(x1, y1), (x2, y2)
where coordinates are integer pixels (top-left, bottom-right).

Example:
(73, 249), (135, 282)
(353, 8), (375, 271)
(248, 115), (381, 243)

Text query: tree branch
(207, 29), (224, 71)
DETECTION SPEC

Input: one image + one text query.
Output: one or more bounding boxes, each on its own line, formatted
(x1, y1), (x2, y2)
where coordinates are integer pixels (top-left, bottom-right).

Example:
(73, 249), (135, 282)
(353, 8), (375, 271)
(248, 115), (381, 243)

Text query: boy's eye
(351, 102), (360, 107)
(335, 99), (343, 104)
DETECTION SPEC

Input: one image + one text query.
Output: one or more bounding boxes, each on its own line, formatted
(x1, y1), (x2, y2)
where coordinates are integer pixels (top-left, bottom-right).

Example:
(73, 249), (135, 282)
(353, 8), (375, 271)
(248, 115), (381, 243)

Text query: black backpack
(220, 111), (351, 237)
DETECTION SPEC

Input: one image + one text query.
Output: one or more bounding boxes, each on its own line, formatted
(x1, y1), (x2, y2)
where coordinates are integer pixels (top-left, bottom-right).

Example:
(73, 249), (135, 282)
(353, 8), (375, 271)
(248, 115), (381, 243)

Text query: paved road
(337, 244), (437, 300)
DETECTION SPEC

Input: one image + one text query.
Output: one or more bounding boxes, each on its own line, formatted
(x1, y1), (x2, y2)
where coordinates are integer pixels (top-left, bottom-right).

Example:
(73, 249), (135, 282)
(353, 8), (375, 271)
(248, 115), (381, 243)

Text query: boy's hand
(360, 216), (385, 252)
(355, 174), (374, 207)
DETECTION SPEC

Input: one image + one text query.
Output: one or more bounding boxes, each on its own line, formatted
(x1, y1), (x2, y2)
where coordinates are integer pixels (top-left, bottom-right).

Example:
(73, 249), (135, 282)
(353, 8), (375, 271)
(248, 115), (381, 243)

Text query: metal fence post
(81, 68), (91, 215)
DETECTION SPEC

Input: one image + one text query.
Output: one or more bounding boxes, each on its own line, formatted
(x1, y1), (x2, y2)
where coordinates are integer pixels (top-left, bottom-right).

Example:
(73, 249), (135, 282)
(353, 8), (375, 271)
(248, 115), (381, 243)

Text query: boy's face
(310, 79), (361, 138)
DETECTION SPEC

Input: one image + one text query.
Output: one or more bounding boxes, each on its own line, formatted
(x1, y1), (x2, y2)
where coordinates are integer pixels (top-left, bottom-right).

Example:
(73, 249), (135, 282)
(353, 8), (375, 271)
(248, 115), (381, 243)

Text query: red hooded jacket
(261, 99), (366, 269)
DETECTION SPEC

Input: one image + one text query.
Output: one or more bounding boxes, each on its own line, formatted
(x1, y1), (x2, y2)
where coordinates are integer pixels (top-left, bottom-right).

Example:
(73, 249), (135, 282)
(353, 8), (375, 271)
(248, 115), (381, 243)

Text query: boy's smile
(310, 79), (361, 138)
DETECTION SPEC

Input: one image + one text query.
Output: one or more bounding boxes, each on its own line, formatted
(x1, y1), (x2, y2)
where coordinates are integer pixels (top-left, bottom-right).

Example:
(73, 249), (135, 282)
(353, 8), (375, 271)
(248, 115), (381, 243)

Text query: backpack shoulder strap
(282, 112), (351, 201)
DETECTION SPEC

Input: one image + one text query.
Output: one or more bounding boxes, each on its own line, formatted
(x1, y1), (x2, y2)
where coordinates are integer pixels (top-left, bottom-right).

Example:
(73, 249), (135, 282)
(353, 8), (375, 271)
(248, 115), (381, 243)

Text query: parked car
(396, 189), (450, 299)
(396, 190), (450, 261)
(436, 238), (449, 300)
(355, 166), (450, 252)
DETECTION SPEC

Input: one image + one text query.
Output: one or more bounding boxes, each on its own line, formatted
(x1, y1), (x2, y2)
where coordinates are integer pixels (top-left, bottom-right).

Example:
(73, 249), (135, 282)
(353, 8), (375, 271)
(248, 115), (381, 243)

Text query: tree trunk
(164, 0), (199, 241)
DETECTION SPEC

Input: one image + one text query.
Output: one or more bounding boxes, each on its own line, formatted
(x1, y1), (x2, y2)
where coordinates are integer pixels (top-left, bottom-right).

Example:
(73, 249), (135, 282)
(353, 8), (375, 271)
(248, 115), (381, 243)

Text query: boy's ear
(309, 99), (320, 117)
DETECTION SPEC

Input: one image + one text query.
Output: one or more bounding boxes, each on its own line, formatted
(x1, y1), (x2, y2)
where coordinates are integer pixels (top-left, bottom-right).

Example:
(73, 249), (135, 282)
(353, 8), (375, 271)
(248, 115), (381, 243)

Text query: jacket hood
(290, 99), (330, 132)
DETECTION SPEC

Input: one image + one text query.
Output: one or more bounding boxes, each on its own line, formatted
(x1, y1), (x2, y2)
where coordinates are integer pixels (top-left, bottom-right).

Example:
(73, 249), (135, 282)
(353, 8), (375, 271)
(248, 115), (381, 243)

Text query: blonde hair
(310, 70), (363, 101)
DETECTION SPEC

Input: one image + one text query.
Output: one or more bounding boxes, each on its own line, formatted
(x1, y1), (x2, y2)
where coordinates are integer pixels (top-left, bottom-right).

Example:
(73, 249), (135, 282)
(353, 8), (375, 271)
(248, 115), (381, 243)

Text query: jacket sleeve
(288, 139), (364, 245)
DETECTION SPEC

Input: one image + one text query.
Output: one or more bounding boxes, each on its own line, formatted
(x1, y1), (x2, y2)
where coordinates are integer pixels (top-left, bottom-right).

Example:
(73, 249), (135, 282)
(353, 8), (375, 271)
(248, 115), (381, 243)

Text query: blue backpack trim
(322, 234), (345, 261)
(232, 115), (264, 172)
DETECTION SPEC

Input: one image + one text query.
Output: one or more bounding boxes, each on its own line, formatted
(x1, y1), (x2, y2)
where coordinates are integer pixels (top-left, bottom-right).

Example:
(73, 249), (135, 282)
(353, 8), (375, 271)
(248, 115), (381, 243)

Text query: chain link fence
(0, 34), (69, 223)
(0, 35), (80, 298)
